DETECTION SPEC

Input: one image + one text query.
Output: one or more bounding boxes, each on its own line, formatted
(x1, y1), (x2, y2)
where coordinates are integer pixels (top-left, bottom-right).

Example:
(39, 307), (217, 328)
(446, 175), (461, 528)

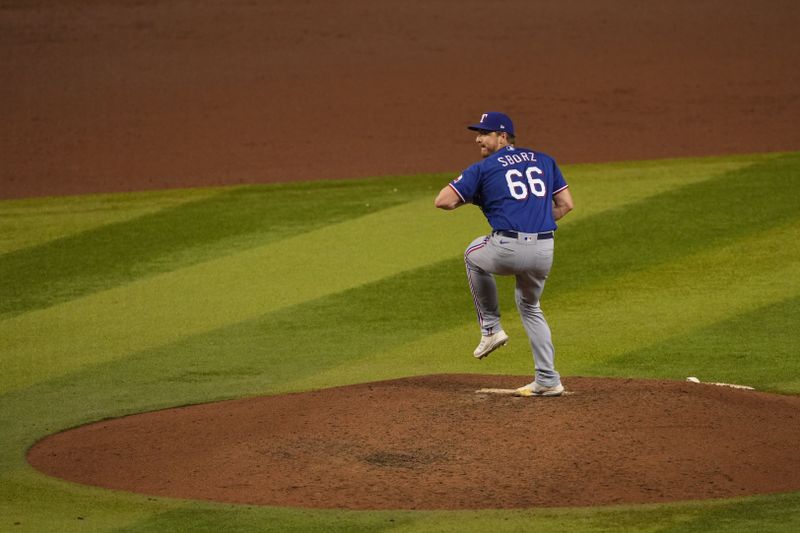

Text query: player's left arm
(550, 159), (573, 220)
(434, 184), (465, 210)
(552, 187), (574, 220)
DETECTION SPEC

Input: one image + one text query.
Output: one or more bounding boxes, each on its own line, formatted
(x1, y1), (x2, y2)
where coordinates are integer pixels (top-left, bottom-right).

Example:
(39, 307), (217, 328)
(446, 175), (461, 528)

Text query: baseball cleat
(514, 381), (564, 397)
(473, 330), (509, 359)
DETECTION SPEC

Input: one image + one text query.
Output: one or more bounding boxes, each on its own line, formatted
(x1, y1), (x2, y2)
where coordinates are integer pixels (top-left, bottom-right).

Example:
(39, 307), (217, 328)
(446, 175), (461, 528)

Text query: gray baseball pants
(464, 232), (561, 387)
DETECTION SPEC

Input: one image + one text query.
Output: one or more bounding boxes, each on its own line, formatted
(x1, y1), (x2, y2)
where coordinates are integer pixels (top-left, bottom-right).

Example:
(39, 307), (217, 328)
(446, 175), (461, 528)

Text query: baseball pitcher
(434, 112), (574, 396)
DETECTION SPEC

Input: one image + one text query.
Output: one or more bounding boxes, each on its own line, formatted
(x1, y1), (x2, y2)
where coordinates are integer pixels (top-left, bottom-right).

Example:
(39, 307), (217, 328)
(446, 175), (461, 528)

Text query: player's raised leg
(464, 236), (507, 358)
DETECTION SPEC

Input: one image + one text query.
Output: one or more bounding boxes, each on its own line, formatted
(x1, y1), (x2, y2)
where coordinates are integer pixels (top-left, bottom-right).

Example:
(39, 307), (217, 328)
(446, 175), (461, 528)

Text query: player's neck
(492, 141), (512, 154)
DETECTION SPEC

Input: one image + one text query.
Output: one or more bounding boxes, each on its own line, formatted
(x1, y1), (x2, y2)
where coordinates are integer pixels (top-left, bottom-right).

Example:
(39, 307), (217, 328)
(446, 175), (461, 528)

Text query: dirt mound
(27, 374), (800, 510)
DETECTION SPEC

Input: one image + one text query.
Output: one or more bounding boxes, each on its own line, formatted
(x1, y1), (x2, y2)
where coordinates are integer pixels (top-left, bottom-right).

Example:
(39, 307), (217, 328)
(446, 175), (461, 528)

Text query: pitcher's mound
(27, 374), (800, 510)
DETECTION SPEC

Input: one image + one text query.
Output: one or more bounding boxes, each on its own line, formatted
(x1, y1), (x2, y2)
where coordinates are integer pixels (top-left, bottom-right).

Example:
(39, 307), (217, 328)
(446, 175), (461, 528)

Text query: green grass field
(1, 152), (799, 532)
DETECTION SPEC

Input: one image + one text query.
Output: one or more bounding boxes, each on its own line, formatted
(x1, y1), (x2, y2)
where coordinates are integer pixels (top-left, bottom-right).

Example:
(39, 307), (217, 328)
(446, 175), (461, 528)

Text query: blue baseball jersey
(449, 146), (568, 233)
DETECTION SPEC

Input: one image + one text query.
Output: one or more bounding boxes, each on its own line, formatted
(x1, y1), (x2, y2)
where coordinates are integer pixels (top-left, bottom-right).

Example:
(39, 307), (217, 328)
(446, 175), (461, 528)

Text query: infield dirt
(2, 0), (799, 199)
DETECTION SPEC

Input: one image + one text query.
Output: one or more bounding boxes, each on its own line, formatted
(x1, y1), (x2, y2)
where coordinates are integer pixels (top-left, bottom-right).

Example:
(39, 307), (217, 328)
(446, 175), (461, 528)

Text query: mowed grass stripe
(0, 197), (487, 393)
(563, 155), (759, 222)
(551, 220), (800, 375)
(1, 154), (794, 393)
(0, 177), (440, 319)
(596, 294), (800, 393)
(0, 467), (187, 532)
(0, 154), (764, 319)
(552, 152), (800, 292)
(0, 187), (221, 255)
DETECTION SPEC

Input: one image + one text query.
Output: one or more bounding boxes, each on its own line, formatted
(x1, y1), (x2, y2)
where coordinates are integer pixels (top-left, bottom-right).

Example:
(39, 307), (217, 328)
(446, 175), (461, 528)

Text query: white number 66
(505, 166), (546, 200)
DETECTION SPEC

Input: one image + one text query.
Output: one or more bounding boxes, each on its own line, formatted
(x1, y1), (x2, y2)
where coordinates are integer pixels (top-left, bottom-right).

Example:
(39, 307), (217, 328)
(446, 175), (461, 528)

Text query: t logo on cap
(468, 112), (515, 136)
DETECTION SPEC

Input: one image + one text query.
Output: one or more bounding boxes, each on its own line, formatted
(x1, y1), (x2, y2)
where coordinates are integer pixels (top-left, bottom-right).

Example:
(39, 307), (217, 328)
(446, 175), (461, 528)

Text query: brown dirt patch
(2, 1), (799, 199)
(27, 374), (800, 510)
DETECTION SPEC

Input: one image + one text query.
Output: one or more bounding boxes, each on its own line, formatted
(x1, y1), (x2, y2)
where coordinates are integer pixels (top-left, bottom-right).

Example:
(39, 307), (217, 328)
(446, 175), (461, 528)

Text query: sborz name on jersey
(497, 151), (537, 167)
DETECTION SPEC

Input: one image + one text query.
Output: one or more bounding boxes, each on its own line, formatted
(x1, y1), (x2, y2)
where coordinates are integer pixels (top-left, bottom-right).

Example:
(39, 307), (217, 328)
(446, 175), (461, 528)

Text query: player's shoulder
(501, 145), (558, 161)
(463, 158), (485, 176)
(519, 147), (557, 164)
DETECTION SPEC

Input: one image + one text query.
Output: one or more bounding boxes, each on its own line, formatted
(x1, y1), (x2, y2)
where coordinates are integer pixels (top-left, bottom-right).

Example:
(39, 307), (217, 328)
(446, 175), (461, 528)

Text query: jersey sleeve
(552, 160), (568, 195)
(449, 163), (481, 203)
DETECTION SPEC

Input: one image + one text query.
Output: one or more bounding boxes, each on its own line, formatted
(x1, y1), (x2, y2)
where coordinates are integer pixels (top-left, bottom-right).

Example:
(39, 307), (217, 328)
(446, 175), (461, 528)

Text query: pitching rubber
(475, 387), (574, 397)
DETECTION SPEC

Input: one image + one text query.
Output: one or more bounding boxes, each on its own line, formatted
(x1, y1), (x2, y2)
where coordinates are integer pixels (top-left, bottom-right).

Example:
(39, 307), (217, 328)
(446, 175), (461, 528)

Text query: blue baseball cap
(467, 112), (515, 136)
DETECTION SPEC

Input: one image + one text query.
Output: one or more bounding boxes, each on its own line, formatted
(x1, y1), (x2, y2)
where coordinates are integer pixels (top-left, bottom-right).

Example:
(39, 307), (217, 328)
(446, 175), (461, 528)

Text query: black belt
(494, 230), (554, 240)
